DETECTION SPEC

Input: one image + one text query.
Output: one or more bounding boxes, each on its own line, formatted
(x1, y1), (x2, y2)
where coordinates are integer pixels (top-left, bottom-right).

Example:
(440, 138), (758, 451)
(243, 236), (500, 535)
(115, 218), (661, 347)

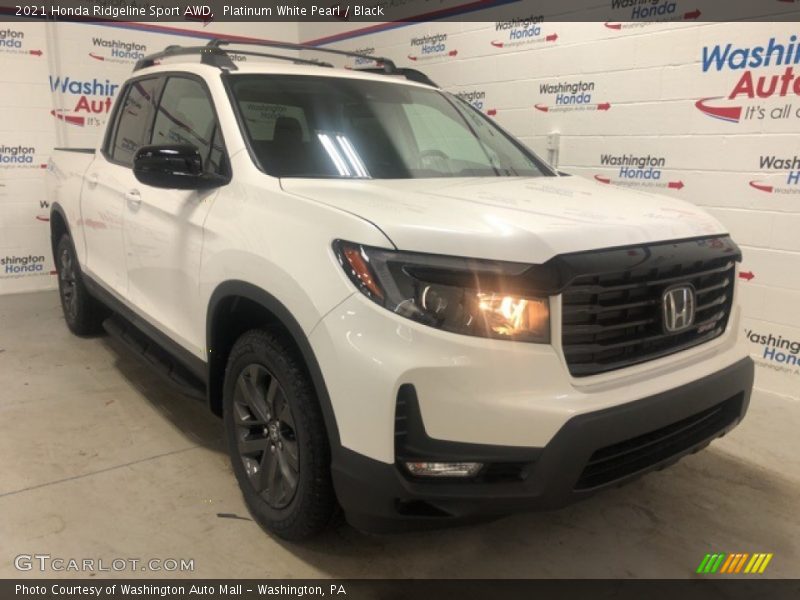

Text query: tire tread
(56, 234), (108, 336)
(224, 329), (336, 540)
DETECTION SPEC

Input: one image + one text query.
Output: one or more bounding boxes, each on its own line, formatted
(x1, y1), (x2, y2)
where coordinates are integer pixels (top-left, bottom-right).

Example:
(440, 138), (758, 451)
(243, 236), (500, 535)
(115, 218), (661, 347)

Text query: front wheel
(223, 329), (336, 540)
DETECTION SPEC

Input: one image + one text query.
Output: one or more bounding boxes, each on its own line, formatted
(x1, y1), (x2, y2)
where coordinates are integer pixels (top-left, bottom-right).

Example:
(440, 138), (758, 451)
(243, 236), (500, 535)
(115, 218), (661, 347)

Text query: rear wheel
(55, 234), (108, 336)
(223, 329), (336, 540)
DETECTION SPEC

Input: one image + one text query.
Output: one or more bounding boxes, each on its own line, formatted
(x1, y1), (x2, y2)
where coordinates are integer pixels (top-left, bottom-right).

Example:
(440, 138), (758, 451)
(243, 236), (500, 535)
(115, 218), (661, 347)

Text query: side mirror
(133, 145), (228, 190)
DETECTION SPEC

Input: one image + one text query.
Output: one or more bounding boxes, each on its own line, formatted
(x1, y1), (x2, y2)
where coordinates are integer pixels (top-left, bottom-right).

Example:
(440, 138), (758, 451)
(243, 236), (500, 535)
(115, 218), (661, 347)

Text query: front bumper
(332, 357), (754, 532)
(310, 289), (748, 464)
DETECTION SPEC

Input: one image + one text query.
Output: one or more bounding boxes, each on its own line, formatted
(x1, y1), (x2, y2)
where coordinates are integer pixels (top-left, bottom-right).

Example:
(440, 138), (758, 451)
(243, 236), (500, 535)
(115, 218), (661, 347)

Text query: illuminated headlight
(404, 461), (483, 478)
(333, 241), (550, 343)
(476, 292), (549, 340)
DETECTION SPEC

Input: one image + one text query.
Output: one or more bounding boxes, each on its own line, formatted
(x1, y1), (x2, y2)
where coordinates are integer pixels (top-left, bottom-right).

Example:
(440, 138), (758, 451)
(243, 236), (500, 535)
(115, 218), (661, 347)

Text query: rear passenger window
(152, 77), (224, 173)
(111, 78), (161, 166)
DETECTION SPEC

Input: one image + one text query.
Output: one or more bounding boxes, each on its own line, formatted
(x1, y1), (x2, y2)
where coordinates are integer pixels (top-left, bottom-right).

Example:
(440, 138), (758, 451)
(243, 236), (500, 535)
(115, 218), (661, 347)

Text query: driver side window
(151, 76), (226, 175)
(110, 78), (161, 166)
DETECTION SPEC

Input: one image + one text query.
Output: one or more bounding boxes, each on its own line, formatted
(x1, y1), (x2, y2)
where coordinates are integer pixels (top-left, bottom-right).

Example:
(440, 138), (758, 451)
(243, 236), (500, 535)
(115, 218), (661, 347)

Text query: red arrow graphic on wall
(534, 104), (549, 112)
(594, 175), (612, 184)
(749, 180), (774, 193)
(486, 109), (497, 116)
(684, 9), (702, 19)
(604, 22), (623, 30)
(738, 271), (755, 281)
(35, 215), (50, 222)
(546, 33), (558, 42)
(51, 110), (85, 126)
(597, 102), (611, 111)
(491, 40), (505, 48)
(29, 49), (42, 56)
(409, 50), (457, 59)
(668, 180), (685, 190)
(89, 52), (105, 61)
(695, 97), (742, 123)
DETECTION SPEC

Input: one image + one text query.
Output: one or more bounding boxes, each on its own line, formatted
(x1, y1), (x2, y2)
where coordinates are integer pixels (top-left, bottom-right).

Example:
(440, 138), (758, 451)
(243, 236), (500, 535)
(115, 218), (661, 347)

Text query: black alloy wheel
(223, 329), (337, 540)
(55, 233), (108, 335)
(233, 363), (300, 509)
(58, 244), (79, 322)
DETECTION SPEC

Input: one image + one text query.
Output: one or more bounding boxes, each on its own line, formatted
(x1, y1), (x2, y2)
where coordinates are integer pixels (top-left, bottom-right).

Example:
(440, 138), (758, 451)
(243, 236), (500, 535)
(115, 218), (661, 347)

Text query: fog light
(404, 461), (483, 478)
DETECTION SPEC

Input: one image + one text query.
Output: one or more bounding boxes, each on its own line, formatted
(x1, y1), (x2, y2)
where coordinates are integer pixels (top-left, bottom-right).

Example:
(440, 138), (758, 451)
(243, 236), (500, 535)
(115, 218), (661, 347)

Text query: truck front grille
(561, 245), (736, 377)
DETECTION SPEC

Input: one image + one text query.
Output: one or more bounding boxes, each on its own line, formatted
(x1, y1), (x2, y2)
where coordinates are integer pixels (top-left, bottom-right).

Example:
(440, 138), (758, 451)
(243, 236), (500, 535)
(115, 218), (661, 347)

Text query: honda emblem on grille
(662, 284), (696, 333)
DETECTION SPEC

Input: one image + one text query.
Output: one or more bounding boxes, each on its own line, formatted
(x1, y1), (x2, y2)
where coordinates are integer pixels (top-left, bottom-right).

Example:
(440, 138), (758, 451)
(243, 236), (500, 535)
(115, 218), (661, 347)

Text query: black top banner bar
(1, 0), (799, 23)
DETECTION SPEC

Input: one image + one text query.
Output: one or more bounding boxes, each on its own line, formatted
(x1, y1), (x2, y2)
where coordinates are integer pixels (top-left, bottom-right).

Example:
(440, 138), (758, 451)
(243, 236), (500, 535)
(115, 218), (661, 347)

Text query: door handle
(86, 173), (99, 186)
(124, 189), (142, 206)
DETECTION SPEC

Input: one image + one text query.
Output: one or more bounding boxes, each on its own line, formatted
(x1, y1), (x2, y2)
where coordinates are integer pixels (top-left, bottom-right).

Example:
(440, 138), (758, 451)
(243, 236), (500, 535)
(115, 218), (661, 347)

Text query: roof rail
(350, 67), (438, 88)
(134, 44), (333, 72)
(134, 45), (237, 71)
(133, 39), (438, 88)
(206, 38), (399, 74)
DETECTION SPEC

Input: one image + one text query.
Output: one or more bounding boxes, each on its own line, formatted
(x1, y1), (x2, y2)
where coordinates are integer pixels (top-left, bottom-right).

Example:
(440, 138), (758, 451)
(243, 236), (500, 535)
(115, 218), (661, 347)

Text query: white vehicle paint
(47, 46), (754, 536)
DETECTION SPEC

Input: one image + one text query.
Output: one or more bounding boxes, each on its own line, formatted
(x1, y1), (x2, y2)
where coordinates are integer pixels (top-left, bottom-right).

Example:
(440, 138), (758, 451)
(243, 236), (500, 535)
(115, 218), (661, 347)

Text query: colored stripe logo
(696, 552), (773, 574)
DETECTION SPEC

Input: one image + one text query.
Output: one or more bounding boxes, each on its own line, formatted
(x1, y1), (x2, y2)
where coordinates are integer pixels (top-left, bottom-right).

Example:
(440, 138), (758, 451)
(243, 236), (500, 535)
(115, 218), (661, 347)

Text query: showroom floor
(0, 290), (798, 579)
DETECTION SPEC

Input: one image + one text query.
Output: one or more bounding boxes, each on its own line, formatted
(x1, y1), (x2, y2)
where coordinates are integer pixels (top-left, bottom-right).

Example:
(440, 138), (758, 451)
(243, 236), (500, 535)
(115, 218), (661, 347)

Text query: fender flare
(48, 202), (72, 250)
(206, 280), (341, 449)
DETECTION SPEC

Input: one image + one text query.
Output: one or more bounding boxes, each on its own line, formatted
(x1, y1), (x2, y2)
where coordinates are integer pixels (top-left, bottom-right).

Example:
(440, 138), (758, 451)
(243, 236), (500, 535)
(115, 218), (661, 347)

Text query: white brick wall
(308, 18), (800, 399)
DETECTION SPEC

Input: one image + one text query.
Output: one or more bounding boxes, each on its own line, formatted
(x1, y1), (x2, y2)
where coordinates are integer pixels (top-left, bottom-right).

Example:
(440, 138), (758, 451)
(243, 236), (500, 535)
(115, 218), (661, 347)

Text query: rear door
(122, 74), (228, 358)
(80, 76), (162, 295)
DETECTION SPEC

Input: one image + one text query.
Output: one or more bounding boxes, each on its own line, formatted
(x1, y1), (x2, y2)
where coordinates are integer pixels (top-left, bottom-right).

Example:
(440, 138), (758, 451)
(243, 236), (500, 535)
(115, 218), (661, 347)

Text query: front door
(122, 75), (228, 358)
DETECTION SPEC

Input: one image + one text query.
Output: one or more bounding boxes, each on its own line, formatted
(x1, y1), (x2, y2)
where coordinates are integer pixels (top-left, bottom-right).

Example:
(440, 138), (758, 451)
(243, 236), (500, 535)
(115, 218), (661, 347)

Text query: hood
(280, 175), (727, 264)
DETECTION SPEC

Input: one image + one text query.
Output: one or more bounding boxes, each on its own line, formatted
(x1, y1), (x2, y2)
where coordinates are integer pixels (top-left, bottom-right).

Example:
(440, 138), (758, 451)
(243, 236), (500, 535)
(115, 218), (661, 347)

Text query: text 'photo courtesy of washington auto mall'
(0, 0), (799, 596)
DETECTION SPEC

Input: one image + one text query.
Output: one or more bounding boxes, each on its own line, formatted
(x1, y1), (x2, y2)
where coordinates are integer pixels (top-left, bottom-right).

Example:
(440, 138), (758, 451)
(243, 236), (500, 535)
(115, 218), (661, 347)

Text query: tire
(223, 329), (336, 540)
(55, 233), (108, 336)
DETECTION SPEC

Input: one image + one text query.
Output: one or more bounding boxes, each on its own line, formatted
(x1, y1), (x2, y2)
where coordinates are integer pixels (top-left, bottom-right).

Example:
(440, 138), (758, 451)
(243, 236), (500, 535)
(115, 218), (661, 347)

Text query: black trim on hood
(380, 235), (741, 296)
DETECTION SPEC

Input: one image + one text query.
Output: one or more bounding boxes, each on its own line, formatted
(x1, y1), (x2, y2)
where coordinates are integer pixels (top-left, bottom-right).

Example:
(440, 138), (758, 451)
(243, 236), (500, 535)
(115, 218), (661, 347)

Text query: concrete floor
(0, 290), (798, 579)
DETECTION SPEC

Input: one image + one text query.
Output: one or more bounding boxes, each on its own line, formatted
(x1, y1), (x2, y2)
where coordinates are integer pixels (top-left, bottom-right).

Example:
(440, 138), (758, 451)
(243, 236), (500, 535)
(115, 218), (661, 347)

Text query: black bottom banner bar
(4, 580), (800, 600)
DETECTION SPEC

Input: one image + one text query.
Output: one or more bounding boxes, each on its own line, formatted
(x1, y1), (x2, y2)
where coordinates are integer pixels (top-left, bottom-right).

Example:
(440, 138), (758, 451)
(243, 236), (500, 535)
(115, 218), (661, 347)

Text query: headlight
(333, 240), (550, 343)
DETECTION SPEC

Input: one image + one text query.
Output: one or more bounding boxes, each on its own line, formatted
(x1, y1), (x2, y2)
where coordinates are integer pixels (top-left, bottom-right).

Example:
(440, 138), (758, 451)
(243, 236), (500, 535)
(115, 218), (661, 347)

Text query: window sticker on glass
(239, 102), (308, 141)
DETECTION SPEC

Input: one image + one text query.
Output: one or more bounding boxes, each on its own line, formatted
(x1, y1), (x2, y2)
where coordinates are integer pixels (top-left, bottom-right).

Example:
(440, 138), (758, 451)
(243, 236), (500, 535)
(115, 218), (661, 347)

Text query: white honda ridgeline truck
(47, 40), (754, 540)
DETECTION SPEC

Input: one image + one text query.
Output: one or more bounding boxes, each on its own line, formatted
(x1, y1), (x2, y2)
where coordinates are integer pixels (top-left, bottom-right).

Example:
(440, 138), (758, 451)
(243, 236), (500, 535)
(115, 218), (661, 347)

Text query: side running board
(102, 315), (206, 402)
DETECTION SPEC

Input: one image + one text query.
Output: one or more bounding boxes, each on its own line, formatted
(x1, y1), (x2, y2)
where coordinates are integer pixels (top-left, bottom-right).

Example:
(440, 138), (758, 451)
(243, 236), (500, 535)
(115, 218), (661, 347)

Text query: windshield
(228, 75), (552, 179)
